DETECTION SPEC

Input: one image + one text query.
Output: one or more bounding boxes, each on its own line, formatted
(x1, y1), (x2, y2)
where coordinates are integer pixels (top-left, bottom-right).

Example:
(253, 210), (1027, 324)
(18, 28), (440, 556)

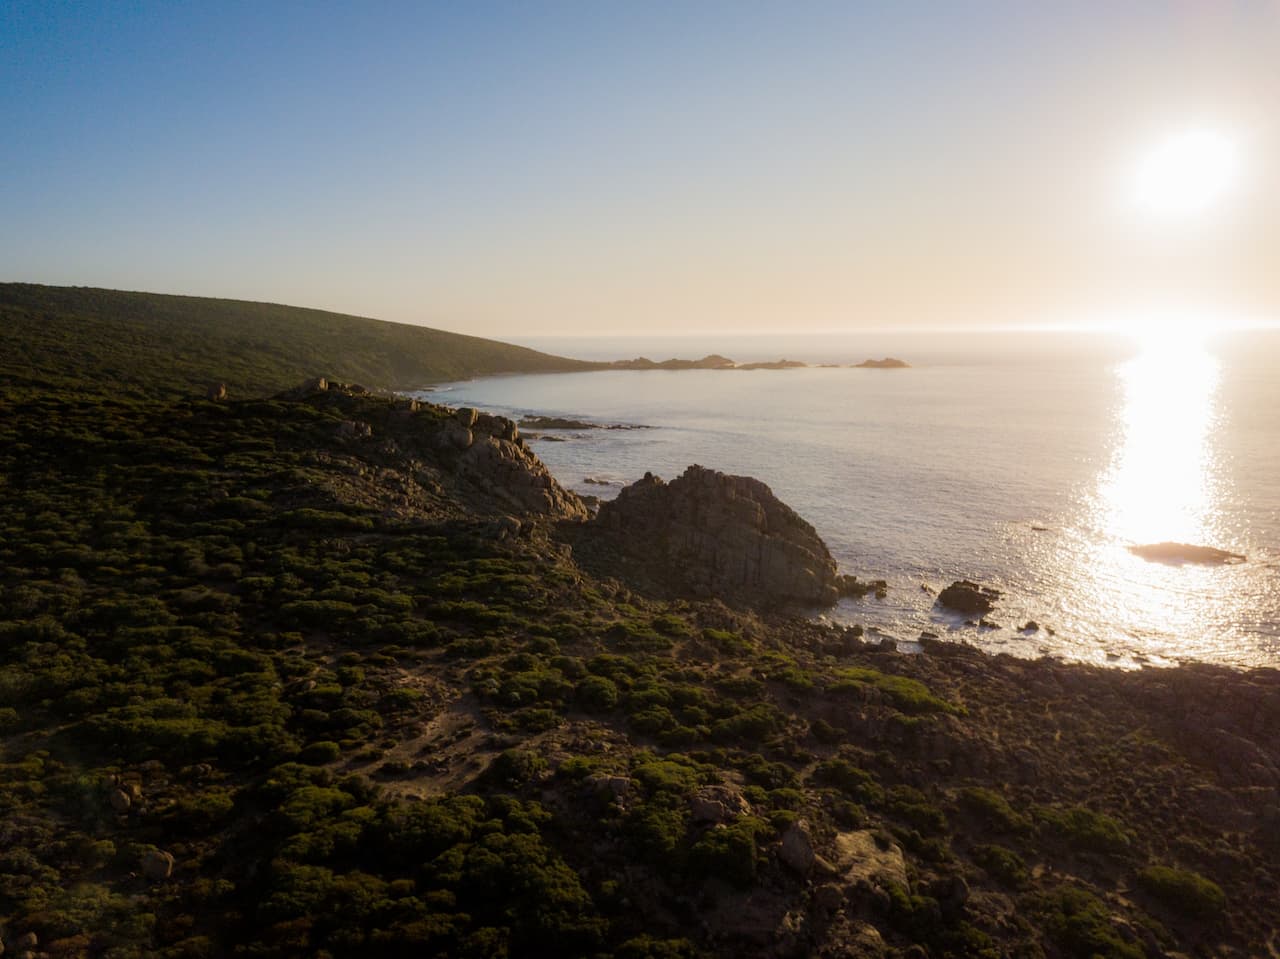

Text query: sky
(2, 1), (1278, 336)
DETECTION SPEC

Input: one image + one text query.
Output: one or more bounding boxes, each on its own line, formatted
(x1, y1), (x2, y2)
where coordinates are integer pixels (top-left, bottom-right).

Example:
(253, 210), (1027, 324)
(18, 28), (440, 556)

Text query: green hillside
(0, 283), (596, 398)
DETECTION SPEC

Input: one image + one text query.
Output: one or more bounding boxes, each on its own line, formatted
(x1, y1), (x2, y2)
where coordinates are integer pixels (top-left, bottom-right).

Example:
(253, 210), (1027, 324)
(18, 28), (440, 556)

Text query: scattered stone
(1019, 620), (1040, 633)
(830, 830), (908, 889)
(108, 788), (131, 813)
(519, 415), (598, 430)
(336, 420), (373, 439)
(837, 575), (887, 599)
(586, 774), (631, 802)
(454, 406), (478, 428)
(779, 821), (816, 875)
(206, 382), (227, 401)
(690, 784), (750, 822)
(141, 848), (175, 881)
(845, 923), (887, 958)
(813, 883), (845, 914)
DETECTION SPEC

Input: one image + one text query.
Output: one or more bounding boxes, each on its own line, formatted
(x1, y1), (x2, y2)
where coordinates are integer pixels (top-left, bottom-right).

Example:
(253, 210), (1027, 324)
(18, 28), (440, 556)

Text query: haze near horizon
(3, 1), (1277, 337)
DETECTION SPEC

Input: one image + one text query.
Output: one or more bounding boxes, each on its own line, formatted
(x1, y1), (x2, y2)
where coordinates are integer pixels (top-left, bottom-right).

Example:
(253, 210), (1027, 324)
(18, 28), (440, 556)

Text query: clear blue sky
(2, 1), (1276, 334)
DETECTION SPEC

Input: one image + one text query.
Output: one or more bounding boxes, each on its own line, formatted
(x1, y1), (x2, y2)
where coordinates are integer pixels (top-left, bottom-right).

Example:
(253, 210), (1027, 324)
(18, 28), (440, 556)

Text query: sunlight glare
(1132, 130), (1240, 219)
(1098, 341), (1221, 546)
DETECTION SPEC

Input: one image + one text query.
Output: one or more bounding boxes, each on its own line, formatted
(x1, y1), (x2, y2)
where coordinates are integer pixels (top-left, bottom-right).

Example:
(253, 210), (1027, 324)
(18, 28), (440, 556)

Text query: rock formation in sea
(936, 579), (1001, 616)
(587, 464), (840, 609)
(854, 357), (910, 368)
(1128, 542), (1246, 565)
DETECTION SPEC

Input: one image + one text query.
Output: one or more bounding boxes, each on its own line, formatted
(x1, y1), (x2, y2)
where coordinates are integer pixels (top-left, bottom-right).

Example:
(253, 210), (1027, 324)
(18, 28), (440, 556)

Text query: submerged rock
(1128, 542), (1246, 565)
(591, 465), (840, 609)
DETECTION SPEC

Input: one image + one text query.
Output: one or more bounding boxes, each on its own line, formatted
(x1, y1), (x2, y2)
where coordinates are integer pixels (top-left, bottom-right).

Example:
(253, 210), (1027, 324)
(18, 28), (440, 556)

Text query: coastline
(410, 375), (1274, 671)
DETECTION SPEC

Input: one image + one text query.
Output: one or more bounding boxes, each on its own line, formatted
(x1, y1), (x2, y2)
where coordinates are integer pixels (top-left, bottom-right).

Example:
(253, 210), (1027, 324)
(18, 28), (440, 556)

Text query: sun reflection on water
(1098, 339), (1223, 546)
(1060, 333), (1245, 663)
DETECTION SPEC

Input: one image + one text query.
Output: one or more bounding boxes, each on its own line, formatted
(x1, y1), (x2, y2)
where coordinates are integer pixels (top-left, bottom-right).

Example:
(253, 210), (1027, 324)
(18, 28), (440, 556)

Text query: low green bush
(1137, 865), (1225, 918)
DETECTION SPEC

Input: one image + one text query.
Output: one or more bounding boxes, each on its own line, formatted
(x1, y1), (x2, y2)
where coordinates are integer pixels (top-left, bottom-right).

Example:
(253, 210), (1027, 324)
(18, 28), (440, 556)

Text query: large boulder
(592, 465), (839, 609)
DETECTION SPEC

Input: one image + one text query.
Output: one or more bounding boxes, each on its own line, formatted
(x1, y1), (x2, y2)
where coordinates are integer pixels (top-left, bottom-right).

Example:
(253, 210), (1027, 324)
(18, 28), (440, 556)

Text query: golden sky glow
(2, 3), (1278, 335)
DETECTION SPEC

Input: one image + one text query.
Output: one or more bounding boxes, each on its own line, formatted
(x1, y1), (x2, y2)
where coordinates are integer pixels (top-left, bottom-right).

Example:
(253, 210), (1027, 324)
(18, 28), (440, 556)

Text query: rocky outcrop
(591, 465), (839, 609)
(275, 380), (588, 523)
(854, 357), (910, 369)
(936, 580), (1000, 616)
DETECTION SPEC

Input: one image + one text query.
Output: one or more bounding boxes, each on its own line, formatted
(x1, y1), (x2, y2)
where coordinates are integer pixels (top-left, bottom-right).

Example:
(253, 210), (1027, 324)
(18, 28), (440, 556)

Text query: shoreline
(407, 385), (1272, 672)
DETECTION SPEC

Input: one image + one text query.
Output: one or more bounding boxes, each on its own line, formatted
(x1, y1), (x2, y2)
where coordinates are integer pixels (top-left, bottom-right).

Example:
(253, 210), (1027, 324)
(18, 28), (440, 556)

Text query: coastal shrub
(1034, 805), (1132, 855)
(688, 817), (768, 887)
(651, 613), (692, 637)
(829, 667), (961, 715)
(615, 935), (700, 959)
(809, 718), (846, 744)
(581, 670), (619, 711)
(888, 786), (948, 836)
(512, 706), (561, 731)
(883, 881), (941, 938)
(973, 843), (1029, 888)
(630, 705), (679, 736)
(628, 805), (689, 863)
(1030, 886), (1145, 959)
(1137, 865), (1225, 918)
(633, 757), (703, 796)
(959, 787), (1030, 833)
(735, 753), (797, 789)
(812, 759), (883, 804)
(486, 749), (549, 789)
(710, 703), (784, 743)
(298, 741), (342, 765)
(702, 627), (751, 653)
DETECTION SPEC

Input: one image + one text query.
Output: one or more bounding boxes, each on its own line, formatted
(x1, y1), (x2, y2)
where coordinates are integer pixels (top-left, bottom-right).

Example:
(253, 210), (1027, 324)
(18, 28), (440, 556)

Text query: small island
(854, 357), (911, 368)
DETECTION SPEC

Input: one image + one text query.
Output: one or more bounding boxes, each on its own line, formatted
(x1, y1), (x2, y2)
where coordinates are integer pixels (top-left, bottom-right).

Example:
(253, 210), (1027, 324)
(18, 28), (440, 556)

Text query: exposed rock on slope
(275, 379), (588, 523)
(590, 465), (839, 608)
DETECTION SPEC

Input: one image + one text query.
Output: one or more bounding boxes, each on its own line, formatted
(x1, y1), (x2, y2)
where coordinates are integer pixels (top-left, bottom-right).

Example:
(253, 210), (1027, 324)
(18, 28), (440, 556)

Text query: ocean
(414, 330), (1280, 668)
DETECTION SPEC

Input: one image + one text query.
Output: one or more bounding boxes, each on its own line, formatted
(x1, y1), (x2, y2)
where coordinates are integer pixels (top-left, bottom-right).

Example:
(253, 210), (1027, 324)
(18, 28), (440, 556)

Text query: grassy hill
(0, 283), (596, 398)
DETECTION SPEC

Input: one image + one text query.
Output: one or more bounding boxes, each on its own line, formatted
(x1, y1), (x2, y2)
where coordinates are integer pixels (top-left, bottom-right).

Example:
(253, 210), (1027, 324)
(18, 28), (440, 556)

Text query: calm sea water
(416, 331), (1280, 667)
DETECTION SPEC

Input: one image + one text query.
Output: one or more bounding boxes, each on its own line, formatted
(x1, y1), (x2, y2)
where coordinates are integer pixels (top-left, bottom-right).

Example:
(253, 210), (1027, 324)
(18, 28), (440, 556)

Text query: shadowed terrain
(0, 284), (596, 398)
(0, 291), (1277, 959)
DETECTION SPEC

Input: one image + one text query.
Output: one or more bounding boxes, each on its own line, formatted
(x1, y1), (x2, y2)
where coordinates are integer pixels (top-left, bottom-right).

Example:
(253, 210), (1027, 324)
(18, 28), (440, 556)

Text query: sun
(1131, 129), (1240, 219)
